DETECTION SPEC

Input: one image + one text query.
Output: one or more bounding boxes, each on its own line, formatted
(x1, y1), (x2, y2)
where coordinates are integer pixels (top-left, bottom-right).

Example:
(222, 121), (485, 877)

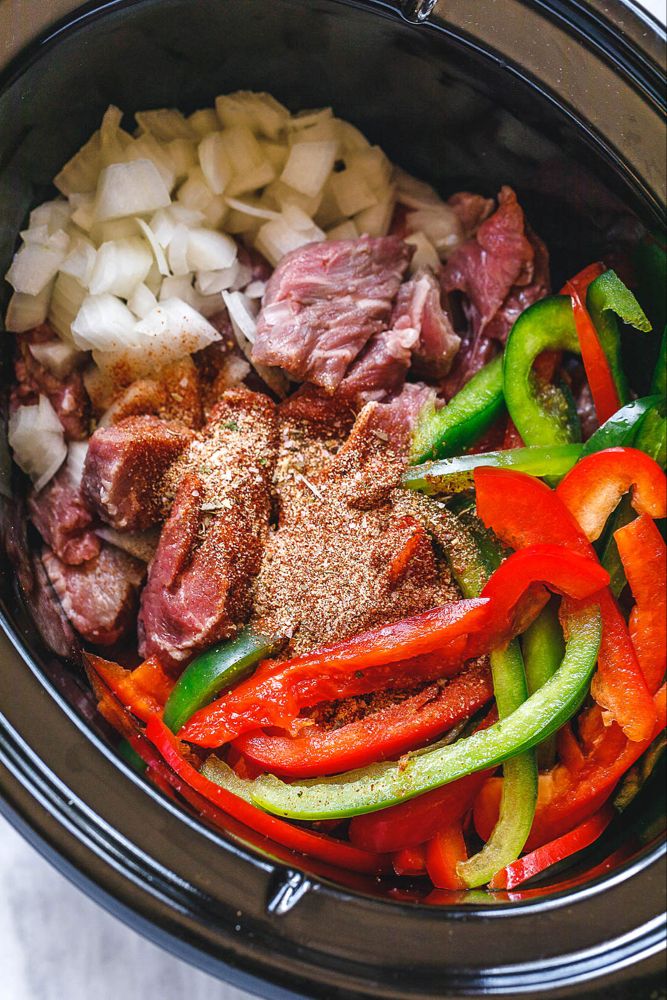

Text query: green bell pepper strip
(404, 444), (582, 495)
(117, 738), (147, 774)
(634, 401), (666, 469)
(231, 603), (602, 820)
(585, 269), (652, 406)
(651, 329), (666, 396)
(581, 395), (662, 458)
(439, 501), (537, 887)
(521, 598), (565, 770)
(410, 354), (505, 463)
(503, 296), (583, 447)
(162, 628), (281, 734)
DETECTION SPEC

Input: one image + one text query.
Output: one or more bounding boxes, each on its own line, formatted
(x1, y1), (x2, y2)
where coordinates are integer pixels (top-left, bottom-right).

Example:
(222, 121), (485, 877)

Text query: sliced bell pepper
(392, 844), (427, 877)
(502, 296), (582, 447)
(489, 806), (614, 890)
(634, 400), (666, 469)
(555, 446), (667, 542)
(233, 660), (493, 777)
(614, 514), (666, 694)
(214, 601), (602, 821)
(144, 717), (382, 874)
(581, 395), (663, 458)
(180, 599), (493, 747)
(475, 685), (666, 851)
(410, 354), (505, 463)
(561, 262), (620, 423)
(162, 628), (281, 734)
(585, 268), (652, 407)
(403, 443), (582, 495)
(85, 653), (174, 724)
(426, 823), (469, 890)
(522, 598), (564, 770)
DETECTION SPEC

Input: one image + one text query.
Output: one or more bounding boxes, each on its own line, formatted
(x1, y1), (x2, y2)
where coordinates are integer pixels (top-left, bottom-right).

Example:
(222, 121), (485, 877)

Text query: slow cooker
(0, 2), (665, 997)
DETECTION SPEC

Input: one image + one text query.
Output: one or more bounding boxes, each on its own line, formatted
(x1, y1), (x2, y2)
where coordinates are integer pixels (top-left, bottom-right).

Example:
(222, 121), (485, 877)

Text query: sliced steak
(12, 324), (89, 440)
(396, 270), (460, 378)
(252, 236), (412, 391)
(337, 327), (418, 405)
(42, 543), (145, 646)
(28, 465), (100, 565)
(82, 416), (194, 532)
(139, 387), (278, 669)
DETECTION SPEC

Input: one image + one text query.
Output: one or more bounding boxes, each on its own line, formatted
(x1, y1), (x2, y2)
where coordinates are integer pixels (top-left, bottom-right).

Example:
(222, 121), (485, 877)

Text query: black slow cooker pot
(0, 1), (665, 997)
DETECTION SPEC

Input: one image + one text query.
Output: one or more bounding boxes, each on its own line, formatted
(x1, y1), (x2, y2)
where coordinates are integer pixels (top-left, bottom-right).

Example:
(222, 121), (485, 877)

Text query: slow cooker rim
(0, 1), (665, 996)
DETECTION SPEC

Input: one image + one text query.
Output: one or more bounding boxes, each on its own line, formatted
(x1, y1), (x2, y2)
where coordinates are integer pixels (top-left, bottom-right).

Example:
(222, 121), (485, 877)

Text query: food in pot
(3, 92), (665, 894)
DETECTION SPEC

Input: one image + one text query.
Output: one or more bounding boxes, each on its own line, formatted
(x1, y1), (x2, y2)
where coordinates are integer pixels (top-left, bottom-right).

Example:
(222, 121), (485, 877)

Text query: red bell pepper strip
(392, 844), (427, 877)
(561, 262), (621, 423)
(475, 684), (666, 852)
(85, 654), (174, 724)
(144, 717), (382, 874)
(425, 822), (469, 890)
(474, 466), (658, 741)
(489, 805), (614, 889)
(614, 514), (667, 693)
(234, 660), (493, 778)
(556, 447), (667, 541)
(180, 599), (493, 747)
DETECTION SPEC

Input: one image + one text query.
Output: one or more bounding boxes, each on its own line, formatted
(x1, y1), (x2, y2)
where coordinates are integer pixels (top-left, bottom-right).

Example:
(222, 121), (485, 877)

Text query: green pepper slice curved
(404, 443), (582, 494)
(586, 269), (652, 405)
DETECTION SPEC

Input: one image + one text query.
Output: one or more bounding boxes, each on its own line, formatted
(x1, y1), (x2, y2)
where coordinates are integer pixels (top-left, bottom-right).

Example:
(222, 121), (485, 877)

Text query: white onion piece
(188, 108), (220, 139)
(71, 294), (136, 351)
(216, 354), (251, 388)
(355, 192), (395, 238)
(330, 168), (378, 217)
(124, 134), (176, 192)
(222, 290), (257, 343)
(198, 132), (233, 195)
(347, 147), (392, 193)
(96, 526), (159, 563)
(167, 224), (190, 276)
(6, 229), (69, 295)
(196, 261), (240, 294)
(167, 204), (205, 227)
(134, 218), (169, 276)
(136, 108), (194, 142)
(177, 167), (215, 212)
(54, 130), (102, 196)
(20, 224), (49, 245)
(280, 141), (337, 198)
(30, 199), (72, 234)
(243, 279), (267, 300)
(259, 140), (288, 174)
(215, 91), (289, 140)
(159, 275), (194, 302)
(202, 195), (229, 229)
(29, 339), (81, 378)
(226, 161), (276, 198)
(144, 264), (162, 295)
(264, 179), (322, 218)
(8, 396), (67, 492)
(405, 205), (463, 259)
(187, 228), (237, 271)
(90, 217), (142, 244)
(405, 231), (440, 274)
(94, 159), (171, 221)
(293, 118), (339, 145)
(88, 237), (152, 297)
(70, 193), (96, 233)
(148, 209), (175, 248)
(167, 138), (197, 181)
(327, 220), (358, 241)
(47, 273), (87, 343)
(255, 214), (322, 266)
(4, 282), (53, 333)
(288, 107), (333, 131)
(65, 441), (89, 488)
(60, 236), (97, 286)
(98, 105), (132, 168)
(127, 282), (158, 318)
(134, 298), (221, 357)
(225, 197), (280, 221)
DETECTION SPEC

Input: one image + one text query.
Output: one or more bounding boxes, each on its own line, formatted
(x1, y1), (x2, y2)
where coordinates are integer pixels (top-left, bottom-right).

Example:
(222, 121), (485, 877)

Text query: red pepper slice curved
(234, 660), (493, 778)
(474, 466), (658, 741)
(181, 599), (493, 747)
(85, 654), (174, 723)
(614, 514), (667, 694)
(392, 844), (427, 877)
(561, 262), (620, 424)
(425, 822), (469, 889)
(556, 447), (667, 541)
(144, 717), (382, 874)
(475, 684), (666, 852)
(489, 806), (614, 889)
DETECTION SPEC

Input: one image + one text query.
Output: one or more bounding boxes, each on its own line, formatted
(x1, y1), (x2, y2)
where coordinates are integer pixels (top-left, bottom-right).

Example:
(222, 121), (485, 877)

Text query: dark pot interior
(0, 1), (664, 997)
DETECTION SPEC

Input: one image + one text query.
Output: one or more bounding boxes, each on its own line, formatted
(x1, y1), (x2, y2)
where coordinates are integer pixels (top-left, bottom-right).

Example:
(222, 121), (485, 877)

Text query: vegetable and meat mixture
(3, 92), (665, 894)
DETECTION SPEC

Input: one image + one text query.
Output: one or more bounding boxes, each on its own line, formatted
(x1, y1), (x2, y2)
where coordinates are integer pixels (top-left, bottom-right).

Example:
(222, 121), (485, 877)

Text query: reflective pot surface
(0, 2), (665, 998)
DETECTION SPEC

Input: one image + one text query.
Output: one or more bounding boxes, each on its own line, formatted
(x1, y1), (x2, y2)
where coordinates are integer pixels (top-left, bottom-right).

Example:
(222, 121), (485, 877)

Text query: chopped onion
(255, 212), (323, 266)
(65, 441), (89, 488)
(346, 147), (393, 193)
(188, 108), (220, 139)
(54, 130), (102, 196)
(355, 191), (395, 237)
(71, 294), (137, 351)
(215, 91), (289, 140)
(218, 125), (265, 174)
(6, 229), (69, 295)
(167, 204), (205, 228)
(405, 205), (463, 259)
(98, 106), (133, 168)
(134, 298), (221, 357)
(20, 224), (49, 245)
(222, 290), (258, 343)
(177, 167), (215, 212)
(186, 228), (237, 271)
(244, 279), (267, 300)
(90, 217), (142, 244)
(196, 261), (241, 294)
(29, 199), (72, 234)
(8, 396), (67, 492)
(159, 275), (194, 302)
(405, 231), (440, 273)
(167, 138), (197, 181)
(125, 134), (176, 192)
(96, 525), (160, 563)
(264, 179), (322, 218)
(198, 132), (233, 195)
(135, 108), (194, 142)
(281, 141), (337, 198)
(134, 218), (169, 276)
(167, 224), (190, 276)
(226, 161), (276, 198)
(225, 209), (264, 236)
(4, 282), (53, 333)
(330, 167), (378, 217)
(225, 196), (280, 221)
(127, 282), (158, 318)
(336, 120), (371, 153)
(327, 220), (359, 241)
(88, 237), (152, 297)
(70, 193), (96, 233)
(216, 353), (251, 388)
(259, 140), (288, 174)
(29, 339), (82, 378)
(148, 209), (176, 248)
(394, 168), (443, 209)
(293, 118), (340, 146)
(202, 196), (229, 229)
(288, 107), (333, 131)
(94, 159), (171, 222)
(60, 236), (97, 286)
(48, 272), (87, 342)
